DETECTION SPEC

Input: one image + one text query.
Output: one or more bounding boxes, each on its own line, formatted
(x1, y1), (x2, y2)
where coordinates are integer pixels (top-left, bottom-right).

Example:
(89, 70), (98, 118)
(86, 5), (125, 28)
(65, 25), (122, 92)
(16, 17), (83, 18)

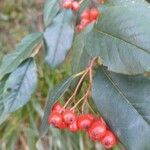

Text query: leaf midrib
(101, 67), (150, 126)
(7, 59), (32, 111)
(94, 28), (150, 54)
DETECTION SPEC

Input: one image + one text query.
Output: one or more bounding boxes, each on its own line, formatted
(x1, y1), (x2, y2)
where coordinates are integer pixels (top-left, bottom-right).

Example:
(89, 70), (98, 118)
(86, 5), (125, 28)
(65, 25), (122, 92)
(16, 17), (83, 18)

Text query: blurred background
(0, 0), (107, 149)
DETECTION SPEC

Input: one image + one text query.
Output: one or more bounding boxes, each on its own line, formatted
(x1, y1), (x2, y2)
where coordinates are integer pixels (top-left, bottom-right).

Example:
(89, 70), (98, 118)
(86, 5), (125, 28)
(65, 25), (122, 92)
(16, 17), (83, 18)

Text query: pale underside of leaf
(43, 0), (60, 27)
(44, 10), (74, 68)
(2, 58), (37, 115)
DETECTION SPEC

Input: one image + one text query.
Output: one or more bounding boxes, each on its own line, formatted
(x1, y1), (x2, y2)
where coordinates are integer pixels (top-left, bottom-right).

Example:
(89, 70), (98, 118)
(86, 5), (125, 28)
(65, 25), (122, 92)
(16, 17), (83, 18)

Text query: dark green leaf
(43, 0), (60, 27)
(44, 10), (74, 68)
(105, 0), (148, 5)
(0, 32), (42, 80)
(39, 76), (75, 136)
(85, 5), (150, 74)
(92, 67), (150, 150)
(72, 24), (94, 73)
(2, 58), (37, 115)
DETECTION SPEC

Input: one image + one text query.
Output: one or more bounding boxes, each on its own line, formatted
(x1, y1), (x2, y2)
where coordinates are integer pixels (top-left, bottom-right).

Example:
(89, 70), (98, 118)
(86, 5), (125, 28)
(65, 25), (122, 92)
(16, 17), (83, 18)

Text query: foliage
(0, 0), (150, 149)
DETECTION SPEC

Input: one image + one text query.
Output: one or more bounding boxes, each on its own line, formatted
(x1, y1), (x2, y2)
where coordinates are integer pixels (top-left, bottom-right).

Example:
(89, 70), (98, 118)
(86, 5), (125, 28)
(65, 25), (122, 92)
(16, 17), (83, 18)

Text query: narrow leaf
(40, 76), (74, 136)
(92, 67), (150, 150)
(0, 32), (42, 80)
(44, 10), (74, 68)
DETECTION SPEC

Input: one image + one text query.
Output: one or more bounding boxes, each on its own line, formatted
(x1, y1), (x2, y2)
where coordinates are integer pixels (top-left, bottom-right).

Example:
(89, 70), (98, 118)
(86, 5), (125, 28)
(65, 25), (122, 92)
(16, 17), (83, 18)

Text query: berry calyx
(88, 120), (106, 141)
(89, 8), (100, 21)
(52, 102), (63, 113)
(68, 120), (78, 132)
(72, 1), (80, 12)
(100, 131), (117, 149)
(62, 109), (76, 125)
(48, 112), (63, 128)
(63, 0), (72, 9)
(77, 114), (94, 130)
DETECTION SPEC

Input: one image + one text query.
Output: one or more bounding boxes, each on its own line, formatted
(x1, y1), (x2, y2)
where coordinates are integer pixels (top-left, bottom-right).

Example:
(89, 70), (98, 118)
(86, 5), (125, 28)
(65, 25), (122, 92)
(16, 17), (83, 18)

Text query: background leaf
(0, 32), (42, 80)
(43, 0), (60, 27)
(44, 10), (74, 68)
(86, 5), (150, 74)
(2, 58), (37, 117)
(40, 76), (75, 136)
(92, 67), (150, 150)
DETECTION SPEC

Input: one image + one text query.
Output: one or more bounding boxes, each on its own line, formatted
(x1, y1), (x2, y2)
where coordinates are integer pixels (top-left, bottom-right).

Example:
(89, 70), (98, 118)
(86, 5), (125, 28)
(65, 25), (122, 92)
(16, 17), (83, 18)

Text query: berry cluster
(99, 0), (105, 4)
(63, 0), (80, 12)
(48, 102), (117, 149)
(77, 8), (99, 32)
(62, 0), (102, 32)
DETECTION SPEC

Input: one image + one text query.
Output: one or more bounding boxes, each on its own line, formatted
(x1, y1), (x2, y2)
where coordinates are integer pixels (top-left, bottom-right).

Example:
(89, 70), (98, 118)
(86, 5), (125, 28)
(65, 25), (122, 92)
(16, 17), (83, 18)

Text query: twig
(31, 42), (42, 57)
(63, 69), (88, 109)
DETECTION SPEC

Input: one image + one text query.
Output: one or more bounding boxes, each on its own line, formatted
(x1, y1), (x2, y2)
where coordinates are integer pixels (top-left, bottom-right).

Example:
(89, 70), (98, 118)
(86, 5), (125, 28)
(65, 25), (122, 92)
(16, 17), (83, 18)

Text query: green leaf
(44, 10), (74, 68)
(0, 76), (8, 116)
(105, 0), (148, 5)
(39, 76), (75, 136)
(2, 58), (37, 115)
(43, 0), (60, 27)
(0, 32), (42, 80)
(92, 67), (150, 150)
(85, 5), (150, 75)
(72, 24), (94, 73)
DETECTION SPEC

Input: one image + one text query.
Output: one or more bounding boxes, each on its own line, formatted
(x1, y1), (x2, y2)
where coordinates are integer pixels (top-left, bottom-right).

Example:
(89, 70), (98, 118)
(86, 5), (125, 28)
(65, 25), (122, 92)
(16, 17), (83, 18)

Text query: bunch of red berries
(63, 0), (80, 12)
(77, 8), (100, 32)
(48, 102), (117, 149)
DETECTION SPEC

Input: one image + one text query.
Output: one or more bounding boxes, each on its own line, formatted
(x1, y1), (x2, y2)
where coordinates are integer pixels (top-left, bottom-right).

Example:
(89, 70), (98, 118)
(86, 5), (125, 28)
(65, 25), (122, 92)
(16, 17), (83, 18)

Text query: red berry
(68, 120), (78, 132)
(62, 110), (76, 125)
(89, 8), (100, 21)
(95, 117), (106, 127)
(52, 102), (63, 113)
(59, 122), (67, 129)
(88, 120), (106, 141)
(81, 9), (90, 20)
(80, 19), (90, 27)
(100, 131), (117, 149)
(99, 0), (105, 4)
(72, 1), (80, 12)
(76, 24), (84, 32)
(48, 112), (63, 128)
(77, 114), (94, 130)
(63, 0), (72, 9)
(86, 114), (95, 121)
